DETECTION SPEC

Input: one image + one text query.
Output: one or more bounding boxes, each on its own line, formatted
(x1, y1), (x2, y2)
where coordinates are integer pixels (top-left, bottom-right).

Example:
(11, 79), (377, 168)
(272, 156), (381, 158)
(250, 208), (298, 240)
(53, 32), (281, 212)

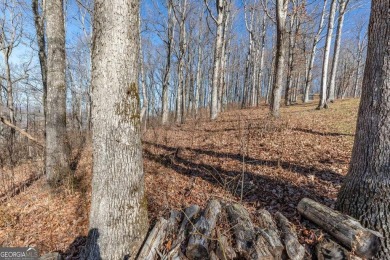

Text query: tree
(173, 0), (188, 124)
(206, 0), (227, 120)
(45, 0), (70, 184)
(317, 0), (337, 109)
(32, 0), (47, 118)
(83, 0), (149, 258)
(303, 0), (328, 103)
(336, 0), (390, 258)
(161, 0), (176, 125)
(270, 0), (289, 117)
(327, 0), (349, 103)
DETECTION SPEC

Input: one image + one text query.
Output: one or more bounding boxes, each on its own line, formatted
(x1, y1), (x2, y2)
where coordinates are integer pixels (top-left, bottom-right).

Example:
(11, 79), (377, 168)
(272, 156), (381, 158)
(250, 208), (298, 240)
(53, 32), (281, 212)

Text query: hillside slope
(0, 99), (359, 256)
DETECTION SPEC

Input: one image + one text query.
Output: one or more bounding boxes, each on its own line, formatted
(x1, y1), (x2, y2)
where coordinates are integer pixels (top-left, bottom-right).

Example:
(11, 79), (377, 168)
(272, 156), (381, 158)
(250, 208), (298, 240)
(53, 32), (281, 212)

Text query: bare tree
(161, 0), (176, 125)
(270, 0), (289, 117)
(352, 19), (367, 98)
(173, 0), (188, 124)
(206, 0), (228, 120)
(327, 0), (349, 103)
(317, 0), (337, 109)
(303, 0), (328, 103)
(336, 1), (390, 258)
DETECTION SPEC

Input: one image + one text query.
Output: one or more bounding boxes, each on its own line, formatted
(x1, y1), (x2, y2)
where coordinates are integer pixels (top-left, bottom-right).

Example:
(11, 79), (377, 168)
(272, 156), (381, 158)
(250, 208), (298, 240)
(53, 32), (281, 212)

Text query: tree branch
(0, 116), (44, 147)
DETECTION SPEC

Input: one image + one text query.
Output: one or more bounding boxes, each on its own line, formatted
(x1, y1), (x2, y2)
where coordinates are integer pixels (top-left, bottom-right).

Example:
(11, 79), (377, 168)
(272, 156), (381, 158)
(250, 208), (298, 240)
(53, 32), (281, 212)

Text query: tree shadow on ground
(143, 141), (344, 186)
(62, 229), (101, 260)
(291, 127), (354, 137)
(143, 142), (342, 218)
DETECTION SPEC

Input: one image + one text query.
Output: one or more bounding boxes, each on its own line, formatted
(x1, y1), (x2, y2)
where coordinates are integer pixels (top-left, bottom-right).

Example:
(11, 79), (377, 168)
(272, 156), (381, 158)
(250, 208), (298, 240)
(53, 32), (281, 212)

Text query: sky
(2, 0), (371, 102)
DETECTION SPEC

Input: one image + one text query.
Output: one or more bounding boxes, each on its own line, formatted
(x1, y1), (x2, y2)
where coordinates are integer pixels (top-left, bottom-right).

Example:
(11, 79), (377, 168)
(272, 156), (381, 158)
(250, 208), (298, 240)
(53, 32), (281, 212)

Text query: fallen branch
(0, 116), (44, 147)
(297, 198), (381, 258)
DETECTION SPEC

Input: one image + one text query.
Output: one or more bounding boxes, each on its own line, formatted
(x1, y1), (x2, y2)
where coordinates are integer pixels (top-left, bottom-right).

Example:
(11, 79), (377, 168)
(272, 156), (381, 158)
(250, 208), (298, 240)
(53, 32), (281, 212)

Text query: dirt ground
(0, 99), (359, 257)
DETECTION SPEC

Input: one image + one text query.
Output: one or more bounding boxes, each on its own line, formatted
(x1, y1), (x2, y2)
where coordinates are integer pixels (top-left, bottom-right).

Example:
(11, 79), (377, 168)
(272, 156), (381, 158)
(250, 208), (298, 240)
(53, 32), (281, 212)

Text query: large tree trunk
(270, 0), (288, 117)
(336, 1), (390, 258)
(45, 0), (69, 185)
(317, 0), (337, 109)
(84, 0), (149, 259)
(327, 0), (348, 103)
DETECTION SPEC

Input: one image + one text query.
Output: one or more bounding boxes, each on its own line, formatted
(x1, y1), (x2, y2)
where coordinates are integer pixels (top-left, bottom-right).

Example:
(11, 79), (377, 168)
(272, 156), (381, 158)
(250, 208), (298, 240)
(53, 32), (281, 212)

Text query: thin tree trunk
(174, 0), (187, 125)
(162, 0), (175, 125)
(32, 0), (47, 119)
(257, 15), (267, 106)
(84, 0), (148, 259)
(318, 0), (337, 109)
(336, 1), (390, 258)
(139, 13), (148, 128)
(45, 0), (69, 185)
(284, 11), (298, 106)
(195, 42), (202, 115)
(303, 0), (328, 103)
(353, 58), (361, 98)
(327, 0), (348, 103)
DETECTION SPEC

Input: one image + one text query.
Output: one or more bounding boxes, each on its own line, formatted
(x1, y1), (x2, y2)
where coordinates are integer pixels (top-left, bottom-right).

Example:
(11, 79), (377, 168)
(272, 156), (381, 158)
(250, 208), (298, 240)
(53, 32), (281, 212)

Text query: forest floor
(0, 98), (359, 257)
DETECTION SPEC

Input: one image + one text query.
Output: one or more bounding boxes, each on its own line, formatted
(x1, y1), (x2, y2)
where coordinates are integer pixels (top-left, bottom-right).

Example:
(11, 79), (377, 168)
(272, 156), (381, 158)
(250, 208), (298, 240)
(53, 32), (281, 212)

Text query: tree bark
(275, 212), (305, 260)
(336, 0), (390, 258)
(162, 0), (175, 125)
(32, 0), (47, 118)
(327, 0), (348, 103)
(45, 0), (70, 185)
(270, 0), (288, 117)
(303, 0), (327, 103)
(83, 0), (149, 259)
(298, 198), (381, 258)
(209, 0), (225, 120)
(317, 0), (337, 109)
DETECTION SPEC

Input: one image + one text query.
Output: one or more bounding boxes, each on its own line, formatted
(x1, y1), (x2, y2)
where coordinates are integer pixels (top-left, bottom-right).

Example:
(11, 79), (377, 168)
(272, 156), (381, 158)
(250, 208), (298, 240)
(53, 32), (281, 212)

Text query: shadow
(143, 145), (338, 217)
(62, 235), (87, 259)
(62, 229), (101, 260)
(292, 127), (354, 137)
(143, 141), (344, 186)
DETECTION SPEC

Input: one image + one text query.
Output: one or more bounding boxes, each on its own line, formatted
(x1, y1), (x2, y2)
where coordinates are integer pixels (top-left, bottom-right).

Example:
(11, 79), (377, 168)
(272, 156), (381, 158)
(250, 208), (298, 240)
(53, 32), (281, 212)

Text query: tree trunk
(270, 0), (288, 117)
(195, 42), (202, 116)
(327, 0), (348, 103)
(139, 13), (148, 129)
(84, 0), (149, 259)
(318, 0), (337, 109)
(303, 0), (327, 103)
(336, 1), (390, 258)
(45, 0), (69, 185)
(32, 0), (47, 118)
(210, 0), (225, 120)
(175, 0), (187, 125)
(285, 9), (297, 107)
(162, 0), (175, 125)
(298, 198), (381, 258)
(257, 15), (267, 106)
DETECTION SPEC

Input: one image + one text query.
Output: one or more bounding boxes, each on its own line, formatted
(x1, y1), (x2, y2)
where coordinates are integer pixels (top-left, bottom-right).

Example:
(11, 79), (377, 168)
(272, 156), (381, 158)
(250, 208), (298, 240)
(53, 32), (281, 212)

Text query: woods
(0, 0), (389, 259)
